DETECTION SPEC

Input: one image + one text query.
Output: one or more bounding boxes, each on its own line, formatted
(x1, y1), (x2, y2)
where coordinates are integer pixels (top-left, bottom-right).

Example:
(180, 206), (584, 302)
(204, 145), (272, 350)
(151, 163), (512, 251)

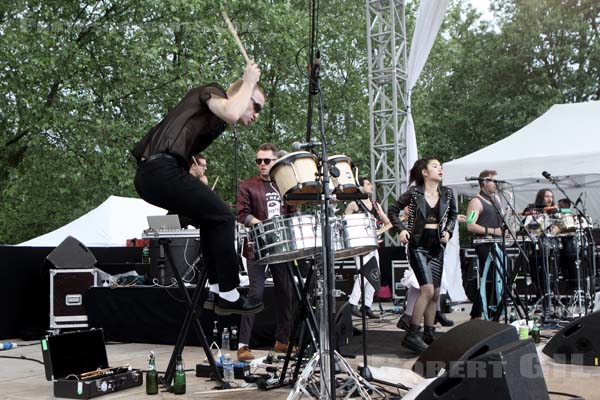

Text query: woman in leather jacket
(388, 158), (457, 353)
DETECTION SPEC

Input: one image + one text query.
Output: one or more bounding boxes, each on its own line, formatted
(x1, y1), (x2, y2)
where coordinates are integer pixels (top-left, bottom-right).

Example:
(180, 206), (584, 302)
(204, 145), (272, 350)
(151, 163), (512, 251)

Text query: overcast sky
(469, 0), (494, 20)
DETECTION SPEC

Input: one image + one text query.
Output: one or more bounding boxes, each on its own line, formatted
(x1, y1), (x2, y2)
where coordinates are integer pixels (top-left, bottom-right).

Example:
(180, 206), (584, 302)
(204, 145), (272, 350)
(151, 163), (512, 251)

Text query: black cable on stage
(547, 390), (585, 399)
(0, 355), (44, 365)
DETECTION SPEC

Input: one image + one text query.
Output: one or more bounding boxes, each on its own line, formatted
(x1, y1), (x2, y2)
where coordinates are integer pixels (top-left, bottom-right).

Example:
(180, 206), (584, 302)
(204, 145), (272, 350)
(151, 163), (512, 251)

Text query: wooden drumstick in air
(221, 11), (251, 64)
(211, 176), (220, 191)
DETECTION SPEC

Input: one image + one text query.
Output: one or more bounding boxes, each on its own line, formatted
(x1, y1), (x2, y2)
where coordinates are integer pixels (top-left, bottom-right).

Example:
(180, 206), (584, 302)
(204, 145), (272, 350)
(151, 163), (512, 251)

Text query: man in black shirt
(132, 62), (264, 315)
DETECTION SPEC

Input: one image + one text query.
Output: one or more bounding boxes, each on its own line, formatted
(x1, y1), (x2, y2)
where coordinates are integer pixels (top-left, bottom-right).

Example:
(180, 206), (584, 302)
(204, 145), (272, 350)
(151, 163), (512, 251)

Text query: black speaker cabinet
(413, 319), (518, 378)
(47, 236), (97, 269)
(543, 310), (600, 365)
(413, 339), (549, 400)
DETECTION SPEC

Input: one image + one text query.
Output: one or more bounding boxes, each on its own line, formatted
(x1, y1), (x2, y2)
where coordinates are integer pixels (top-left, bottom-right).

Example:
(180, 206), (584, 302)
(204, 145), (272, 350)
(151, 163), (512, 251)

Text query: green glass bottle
(146, 351), (158, 395)
(531, 318), (541, 344)
(173, 354), (186, 395)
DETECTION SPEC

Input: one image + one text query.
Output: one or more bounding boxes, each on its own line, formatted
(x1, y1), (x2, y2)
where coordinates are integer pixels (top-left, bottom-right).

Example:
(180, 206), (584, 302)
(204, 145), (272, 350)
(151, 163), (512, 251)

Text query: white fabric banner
(404, 0), (450, 172)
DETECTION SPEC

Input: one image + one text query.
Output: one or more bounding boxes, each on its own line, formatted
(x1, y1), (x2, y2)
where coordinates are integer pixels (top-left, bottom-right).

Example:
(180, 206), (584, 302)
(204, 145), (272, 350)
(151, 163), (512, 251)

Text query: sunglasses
(255, 158), (276, 165)
(251, 97), (263, 114)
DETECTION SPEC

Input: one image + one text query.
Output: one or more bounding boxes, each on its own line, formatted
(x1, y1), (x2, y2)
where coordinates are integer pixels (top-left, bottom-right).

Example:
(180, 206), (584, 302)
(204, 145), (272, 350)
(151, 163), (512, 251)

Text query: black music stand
(155, 238), (223, 390)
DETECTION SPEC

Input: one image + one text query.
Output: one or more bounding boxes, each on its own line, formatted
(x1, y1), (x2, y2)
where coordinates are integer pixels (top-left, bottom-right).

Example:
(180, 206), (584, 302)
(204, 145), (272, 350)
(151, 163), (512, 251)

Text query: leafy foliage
(0, 0), (597, 244)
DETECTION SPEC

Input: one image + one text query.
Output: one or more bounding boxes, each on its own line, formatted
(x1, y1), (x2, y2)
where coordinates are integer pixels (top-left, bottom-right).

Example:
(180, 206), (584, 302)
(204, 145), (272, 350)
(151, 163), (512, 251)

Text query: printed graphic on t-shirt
(265, 182), (281, 219)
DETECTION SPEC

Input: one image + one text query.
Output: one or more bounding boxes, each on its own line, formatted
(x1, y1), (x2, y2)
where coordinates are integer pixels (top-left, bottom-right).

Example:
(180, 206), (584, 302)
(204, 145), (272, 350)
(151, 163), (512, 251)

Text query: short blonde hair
(227, 79), (265, 99)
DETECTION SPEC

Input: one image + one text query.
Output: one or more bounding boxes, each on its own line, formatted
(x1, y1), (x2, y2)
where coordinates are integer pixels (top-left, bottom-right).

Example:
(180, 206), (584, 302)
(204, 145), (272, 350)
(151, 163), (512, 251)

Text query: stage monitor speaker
(412, 319), (518, 378)
(46, 236), (97, 269)
(543, 310), (600, 365)
(413, 339), (549, 400)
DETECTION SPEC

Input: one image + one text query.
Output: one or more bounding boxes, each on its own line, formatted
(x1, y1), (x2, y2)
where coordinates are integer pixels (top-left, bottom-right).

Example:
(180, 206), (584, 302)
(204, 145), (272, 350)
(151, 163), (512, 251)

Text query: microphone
(276, 150), (288, 158)
(292, 141), (321, 151)
(464, 176), (507, 184)
(574, 192), (583, 206)
(541, 171), (555, 183)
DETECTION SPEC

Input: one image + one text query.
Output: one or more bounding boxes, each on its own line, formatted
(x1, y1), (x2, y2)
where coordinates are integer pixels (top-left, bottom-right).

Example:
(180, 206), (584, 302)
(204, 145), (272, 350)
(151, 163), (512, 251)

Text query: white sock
(219, 289), (240, 302)
(238, 343), (248, 349)
(209, 284), (220, 294)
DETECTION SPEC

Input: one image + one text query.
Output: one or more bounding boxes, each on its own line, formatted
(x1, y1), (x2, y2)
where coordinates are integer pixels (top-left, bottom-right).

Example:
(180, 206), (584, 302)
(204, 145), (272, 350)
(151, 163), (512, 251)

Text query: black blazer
(388, 185), (457, 246)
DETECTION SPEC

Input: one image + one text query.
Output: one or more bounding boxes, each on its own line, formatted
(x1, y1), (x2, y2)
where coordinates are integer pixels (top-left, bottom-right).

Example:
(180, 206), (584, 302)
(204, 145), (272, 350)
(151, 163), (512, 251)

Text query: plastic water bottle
(221, 328), (229, 352)
(222, 354), (234, 383)
(213, 321), (220, 347)
(0, 342), (17, 350)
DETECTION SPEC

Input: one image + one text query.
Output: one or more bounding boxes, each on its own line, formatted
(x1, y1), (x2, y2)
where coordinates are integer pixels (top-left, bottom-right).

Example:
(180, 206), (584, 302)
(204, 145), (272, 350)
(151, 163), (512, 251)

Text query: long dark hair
(534, 189), (554, 207)
(409, 158), (439, 187)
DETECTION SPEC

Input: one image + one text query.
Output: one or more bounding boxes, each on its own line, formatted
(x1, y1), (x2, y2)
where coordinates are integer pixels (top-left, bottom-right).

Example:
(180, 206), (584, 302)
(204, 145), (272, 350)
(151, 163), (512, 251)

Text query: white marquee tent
(443, 101), (600, 223)
(18, 196), (166, 247)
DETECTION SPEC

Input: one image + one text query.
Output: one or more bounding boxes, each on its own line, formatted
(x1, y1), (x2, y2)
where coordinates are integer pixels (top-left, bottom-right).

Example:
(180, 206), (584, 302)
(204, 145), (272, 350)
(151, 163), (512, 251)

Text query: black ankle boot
(396, 313), (411, 331)
(402, 324), (429, 353)
(423, 325), (436, 345)
(435, 311), (454, 327)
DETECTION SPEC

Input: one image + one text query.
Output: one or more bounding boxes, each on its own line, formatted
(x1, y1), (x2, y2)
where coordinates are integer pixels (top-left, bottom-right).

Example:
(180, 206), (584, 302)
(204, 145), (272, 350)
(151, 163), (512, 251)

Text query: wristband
(485, 226), (488, 235)
(466, 210), (477, 224)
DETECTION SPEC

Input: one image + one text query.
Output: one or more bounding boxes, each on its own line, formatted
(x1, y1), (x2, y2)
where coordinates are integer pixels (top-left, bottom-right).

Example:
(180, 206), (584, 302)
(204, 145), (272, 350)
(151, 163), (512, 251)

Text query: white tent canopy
(443, 101), (600, 222)
(18, 196), (166, 247)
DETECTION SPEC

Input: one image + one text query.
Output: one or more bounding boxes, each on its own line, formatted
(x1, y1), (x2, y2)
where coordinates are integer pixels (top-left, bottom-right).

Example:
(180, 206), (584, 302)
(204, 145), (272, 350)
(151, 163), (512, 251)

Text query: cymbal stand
(566, 223), (589, 317)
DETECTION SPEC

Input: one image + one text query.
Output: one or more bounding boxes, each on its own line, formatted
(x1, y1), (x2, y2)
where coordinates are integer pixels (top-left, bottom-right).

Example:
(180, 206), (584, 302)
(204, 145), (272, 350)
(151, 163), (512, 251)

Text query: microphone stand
(488, 184), (531, 323)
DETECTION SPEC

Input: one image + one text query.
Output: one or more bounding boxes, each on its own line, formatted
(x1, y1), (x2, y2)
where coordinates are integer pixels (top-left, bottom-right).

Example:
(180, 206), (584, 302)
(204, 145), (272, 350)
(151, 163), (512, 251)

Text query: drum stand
(566, 227), (591, 317)
(542, 175), (596, 316)
(533, 233), (567, 322)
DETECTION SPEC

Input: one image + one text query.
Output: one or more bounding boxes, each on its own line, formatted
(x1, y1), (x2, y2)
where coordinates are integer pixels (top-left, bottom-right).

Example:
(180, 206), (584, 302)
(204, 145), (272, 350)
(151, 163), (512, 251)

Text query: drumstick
(221, 11), (251, 64)
(211, 176), (220, 191)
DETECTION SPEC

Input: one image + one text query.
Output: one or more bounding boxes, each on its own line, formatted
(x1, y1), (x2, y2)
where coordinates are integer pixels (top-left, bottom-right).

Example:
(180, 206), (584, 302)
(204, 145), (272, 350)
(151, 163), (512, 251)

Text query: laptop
(147, 215), (181, 230)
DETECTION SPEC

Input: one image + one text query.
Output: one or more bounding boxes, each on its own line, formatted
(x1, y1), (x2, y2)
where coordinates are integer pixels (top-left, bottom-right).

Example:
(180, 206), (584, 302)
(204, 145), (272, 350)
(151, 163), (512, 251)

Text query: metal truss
(366, 0), (408, 246)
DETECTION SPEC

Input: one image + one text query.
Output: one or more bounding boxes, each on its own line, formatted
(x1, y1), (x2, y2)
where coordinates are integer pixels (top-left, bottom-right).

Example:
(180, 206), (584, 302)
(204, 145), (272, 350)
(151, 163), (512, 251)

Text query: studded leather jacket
(388, 185), (457, 246)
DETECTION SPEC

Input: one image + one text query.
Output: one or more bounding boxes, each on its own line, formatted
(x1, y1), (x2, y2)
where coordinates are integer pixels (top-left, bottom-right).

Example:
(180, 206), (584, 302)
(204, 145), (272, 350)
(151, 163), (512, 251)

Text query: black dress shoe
(350, 305), (361, 318)
(215, 295), (264, 316)
(362, 306), (379, 319)
(396, 313), (412, 331)
(435, 311), (454, 327)
(203, 292), (217, 310)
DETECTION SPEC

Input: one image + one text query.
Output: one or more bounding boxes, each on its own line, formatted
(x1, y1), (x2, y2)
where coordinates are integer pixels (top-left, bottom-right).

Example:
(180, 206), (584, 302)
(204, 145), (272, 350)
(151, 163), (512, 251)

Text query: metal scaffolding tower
(366, 0), (408, 246)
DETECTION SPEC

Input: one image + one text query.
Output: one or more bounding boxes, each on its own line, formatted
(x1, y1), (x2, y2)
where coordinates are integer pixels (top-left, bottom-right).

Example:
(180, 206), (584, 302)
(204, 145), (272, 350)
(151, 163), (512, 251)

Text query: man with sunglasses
(235, 143), (297, 361)
(132, 62), (265, 316)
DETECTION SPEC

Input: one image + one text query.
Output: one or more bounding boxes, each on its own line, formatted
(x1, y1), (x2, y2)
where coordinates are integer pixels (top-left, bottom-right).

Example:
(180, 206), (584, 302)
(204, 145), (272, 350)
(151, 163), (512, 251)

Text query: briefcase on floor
(41, 329), (143, 399)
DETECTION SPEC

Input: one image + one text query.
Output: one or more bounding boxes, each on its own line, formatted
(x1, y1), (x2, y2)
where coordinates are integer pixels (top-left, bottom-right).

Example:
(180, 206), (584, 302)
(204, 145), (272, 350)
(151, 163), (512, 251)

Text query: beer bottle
(230, 325), (238, 351)
(173, 354), (186, 395)
(142, 245), (150, 264)
(531, 318), (541, 344)
(146, 351), (158, 395)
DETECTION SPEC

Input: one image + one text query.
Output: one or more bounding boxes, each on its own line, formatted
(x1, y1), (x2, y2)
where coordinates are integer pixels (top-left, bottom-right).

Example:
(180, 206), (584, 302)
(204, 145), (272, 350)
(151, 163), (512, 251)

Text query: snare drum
(332, 214), (378, 259)
(270, 152), (320, 204)
(250, 213), (322, 264)
(328, 155), (359, 194)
